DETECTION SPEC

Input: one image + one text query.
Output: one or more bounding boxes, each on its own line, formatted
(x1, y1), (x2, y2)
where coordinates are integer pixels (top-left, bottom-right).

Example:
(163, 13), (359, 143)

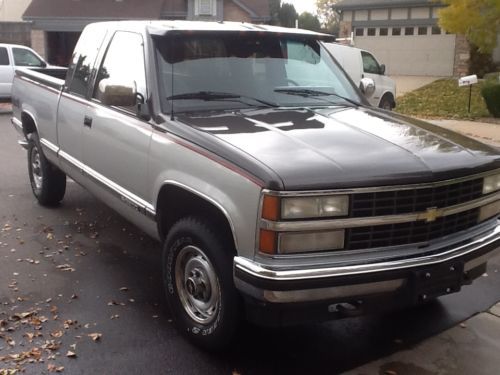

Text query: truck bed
(15, 67), (67, 91)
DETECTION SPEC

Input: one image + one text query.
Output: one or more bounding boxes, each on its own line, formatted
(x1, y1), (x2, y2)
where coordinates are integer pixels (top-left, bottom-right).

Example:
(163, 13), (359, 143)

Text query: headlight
(279, 230), (345, 254)
(281, 195), (349, 219)
(483, 174), (500, 194)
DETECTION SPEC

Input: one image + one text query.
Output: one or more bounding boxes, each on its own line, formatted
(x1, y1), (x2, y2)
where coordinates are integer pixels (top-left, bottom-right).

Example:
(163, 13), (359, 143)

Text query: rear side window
(67, 25), (107, 97)
(0, 47), (9, 65)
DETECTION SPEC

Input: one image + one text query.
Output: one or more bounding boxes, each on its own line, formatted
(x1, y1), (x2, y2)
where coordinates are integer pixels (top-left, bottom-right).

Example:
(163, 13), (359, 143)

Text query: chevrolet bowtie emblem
(420, 207), (443, 223)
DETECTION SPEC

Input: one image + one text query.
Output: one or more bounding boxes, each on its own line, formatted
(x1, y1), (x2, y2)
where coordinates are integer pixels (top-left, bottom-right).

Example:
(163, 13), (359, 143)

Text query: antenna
(170, 36), (175, 121)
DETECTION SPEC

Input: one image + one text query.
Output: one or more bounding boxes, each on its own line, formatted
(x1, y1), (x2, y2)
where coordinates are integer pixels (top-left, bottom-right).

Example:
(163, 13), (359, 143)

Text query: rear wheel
(163, 216), (241, 350)
(27, 133), (66, 206)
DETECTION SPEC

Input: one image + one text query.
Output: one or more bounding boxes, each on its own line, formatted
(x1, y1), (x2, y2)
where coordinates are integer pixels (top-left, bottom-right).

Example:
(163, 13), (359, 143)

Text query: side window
(0, 47), (9, 65)
(93, 31), (146, 113)
(67, 25), (107, 97)
(13, 48), (44, 67)
(361, 51), (381, 75)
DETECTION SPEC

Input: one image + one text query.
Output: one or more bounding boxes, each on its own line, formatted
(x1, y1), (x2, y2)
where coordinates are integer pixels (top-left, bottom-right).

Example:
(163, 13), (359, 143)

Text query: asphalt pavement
(1, 114), (500, 374)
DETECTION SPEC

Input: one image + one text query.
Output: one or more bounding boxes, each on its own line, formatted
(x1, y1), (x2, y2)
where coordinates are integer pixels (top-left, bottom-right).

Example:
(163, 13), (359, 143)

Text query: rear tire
(163, 216), (241, 351)
(27, 133), (66, 206)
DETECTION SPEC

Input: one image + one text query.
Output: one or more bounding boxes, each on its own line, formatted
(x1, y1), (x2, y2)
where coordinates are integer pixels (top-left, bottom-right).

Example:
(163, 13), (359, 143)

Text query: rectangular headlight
(279, 230), (345, 254)
(282, 196), (349, 219)
(483, 174), (500, 194)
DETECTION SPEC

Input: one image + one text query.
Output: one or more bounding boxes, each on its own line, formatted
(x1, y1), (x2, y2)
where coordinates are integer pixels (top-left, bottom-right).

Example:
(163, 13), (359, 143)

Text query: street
(1, 113), (500, 374)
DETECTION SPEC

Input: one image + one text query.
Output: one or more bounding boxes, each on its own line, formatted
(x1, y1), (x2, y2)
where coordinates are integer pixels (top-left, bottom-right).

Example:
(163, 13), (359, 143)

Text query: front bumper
(234, 219), (500, 325)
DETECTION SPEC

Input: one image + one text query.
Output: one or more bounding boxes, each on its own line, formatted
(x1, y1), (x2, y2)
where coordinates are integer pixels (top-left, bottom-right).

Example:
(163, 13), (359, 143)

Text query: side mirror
(40, 61), (47, 68)
(360, 77), (376, 97)
(98, 79), (137, 107)
(380, 64), (386, 75)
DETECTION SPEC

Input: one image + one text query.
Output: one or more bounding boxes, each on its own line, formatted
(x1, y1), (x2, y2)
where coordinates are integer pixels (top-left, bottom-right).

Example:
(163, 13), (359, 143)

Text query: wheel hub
(30, 146), (43, 190)
(175, 245), (220, 325)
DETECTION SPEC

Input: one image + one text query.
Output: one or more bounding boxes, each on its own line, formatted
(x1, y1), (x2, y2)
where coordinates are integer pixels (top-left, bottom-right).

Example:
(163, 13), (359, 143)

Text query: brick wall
(453, 34), (470, 77)
(223, 0), (252, 22)
(30, 30), (47, 59)
(0, 22), (31, 46)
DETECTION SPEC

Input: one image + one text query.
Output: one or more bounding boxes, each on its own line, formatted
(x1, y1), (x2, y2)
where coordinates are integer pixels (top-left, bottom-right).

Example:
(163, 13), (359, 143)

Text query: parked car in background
(0, 44), (66, 99)
(323, 42), (396, 110)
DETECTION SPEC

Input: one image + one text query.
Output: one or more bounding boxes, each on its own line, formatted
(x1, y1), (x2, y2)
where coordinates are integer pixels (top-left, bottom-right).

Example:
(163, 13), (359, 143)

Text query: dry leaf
(66, 350), (76, 358)
(88, 333), (102, 341)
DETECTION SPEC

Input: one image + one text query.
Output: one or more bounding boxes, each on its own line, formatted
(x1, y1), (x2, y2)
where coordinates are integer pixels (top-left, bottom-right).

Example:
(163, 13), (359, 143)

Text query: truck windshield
(154, 33), (363, 113)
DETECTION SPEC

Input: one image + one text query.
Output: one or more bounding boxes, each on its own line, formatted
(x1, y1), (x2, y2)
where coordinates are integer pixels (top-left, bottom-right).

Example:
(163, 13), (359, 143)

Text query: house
(23, 0), (271, 65)
(0, 0), (32, 46)
(333, 0), (471, 77)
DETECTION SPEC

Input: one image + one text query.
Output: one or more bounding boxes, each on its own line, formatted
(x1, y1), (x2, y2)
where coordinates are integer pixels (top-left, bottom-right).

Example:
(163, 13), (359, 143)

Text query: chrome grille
(350, 178), (484, 218)
(346, 208), (480, 250)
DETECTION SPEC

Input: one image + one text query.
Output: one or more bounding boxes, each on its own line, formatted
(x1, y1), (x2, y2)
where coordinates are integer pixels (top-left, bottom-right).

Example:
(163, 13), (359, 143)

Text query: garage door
(354, 34), (456, 76)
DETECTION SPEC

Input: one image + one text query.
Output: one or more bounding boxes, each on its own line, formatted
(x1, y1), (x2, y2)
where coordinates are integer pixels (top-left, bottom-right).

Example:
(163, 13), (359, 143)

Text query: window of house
(13, 48), (44, 67)
(93, 31), (147, 113)
(392, 27), (401, 36)
(379, 28), (388, 36)
(195, 0), (216, 16)
(355, 28), (364, 36)
(67, 25), (107, 97)
(405, 27), (414, 35)
(367, 28), (376, 36)
(431, 26), (441, 35)
(361, 51), (381, 75)
(0, 47), (9, 66)
(418, 26), (428, 35)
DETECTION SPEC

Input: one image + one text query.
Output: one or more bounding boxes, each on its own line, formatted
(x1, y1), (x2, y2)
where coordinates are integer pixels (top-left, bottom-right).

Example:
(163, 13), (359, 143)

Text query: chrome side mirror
(98, 79), (137, 107)
(360, 77), (376, 97)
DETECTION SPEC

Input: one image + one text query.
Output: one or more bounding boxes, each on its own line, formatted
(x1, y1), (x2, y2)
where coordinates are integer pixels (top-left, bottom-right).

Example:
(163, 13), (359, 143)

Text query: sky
(282, 0), (317, 15)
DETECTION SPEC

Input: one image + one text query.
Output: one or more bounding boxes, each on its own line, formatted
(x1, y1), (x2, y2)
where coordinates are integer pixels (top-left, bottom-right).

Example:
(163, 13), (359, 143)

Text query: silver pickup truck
(11, 21), (500, 350)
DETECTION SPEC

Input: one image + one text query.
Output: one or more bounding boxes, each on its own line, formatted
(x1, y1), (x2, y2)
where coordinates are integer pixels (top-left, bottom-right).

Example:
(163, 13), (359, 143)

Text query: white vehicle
(323, 43), (396, 110)
(0, 43), (65, 99)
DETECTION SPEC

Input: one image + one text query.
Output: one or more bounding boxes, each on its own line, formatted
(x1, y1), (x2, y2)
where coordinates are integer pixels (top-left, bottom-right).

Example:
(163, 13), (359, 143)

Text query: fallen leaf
(88, 333), (102, 341)
(47, 364), (64, 372)
(110, 315), (119, 320)
(46, 233), (54, 240)
(119, 287), (128, 292)
(66, 350), (76, 358)
(50, 330), (64, 338)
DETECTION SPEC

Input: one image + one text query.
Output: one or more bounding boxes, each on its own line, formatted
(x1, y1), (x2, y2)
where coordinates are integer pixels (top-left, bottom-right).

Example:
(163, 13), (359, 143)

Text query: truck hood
(176, 106), (500, 190)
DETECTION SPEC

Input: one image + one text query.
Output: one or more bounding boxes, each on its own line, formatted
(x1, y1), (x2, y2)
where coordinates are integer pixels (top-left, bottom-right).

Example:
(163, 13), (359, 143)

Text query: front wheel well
(379, 92), (396, 109)
(156, 184), (236, 253)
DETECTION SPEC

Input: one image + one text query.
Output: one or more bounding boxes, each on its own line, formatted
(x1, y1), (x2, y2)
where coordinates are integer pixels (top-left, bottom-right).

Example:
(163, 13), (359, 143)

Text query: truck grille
(350, 178), (484, 218)
(346, 208), (480, 250)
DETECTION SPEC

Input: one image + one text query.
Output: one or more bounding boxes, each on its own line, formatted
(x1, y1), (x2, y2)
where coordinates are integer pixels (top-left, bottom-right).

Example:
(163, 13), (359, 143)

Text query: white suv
(323, 42), (396, 110)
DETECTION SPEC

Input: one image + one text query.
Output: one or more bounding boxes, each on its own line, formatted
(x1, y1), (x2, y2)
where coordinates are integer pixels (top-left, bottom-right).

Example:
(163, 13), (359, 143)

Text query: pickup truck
(10, 21), (500, 350)
(0, 43), (66, 99)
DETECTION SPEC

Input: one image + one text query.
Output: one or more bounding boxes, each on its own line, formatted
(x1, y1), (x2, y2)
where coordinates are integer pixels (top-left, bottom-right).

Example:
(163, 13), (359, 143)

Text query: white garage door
(354, 34), (456, 76)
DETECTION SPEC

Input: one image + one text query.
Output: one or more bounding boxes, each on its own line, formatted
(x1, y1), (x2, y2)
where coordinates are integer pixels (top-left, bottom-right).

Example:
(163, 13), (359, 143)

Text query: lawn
(395, 78), (490, 120)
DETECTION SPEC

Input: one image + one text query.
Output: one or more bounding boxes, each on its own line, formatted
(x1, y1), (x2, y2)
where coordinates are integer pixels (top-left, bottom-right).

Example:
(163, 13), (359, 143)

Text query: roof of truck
(90, 20), (334, 39)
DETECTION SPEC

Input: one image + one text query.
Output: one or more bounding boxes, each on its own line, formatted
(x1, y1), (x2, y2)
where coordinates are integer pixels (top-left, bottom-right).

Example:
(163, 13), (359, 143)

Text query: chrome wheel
(175, 245), (221, 325)
(30, 146), (43, 190)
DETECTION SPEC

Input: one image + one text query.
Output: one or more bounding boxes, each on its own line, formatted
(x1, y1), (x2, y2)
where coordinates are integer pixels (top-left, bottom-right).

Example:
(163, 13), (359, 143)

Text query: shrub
(469, 45), (497, 78)
(481, 83), (500, 118)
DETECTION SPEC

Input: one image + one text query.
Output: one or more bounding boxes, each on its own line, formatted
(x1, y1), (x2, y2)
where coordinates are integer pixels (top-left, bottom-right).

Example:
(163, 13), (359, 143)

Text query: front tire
(163, 217), (241, 350)
(27, 133), (66, 206)
(379, 95), (394, 111)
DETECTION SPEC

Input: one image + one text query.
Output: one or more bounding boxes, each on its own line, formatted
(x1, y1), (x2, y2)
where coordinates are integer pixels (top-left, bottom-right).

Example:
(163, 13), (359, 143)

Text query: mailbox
(458, 74), (478, 87)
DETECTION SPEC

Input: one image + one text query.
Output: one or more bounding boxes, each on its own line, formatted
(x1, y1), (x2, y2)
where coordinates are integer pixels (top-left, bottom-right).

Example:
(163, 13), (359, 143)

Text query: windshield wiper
(274, 88), (362, 107)
(167, 91), (278, 108)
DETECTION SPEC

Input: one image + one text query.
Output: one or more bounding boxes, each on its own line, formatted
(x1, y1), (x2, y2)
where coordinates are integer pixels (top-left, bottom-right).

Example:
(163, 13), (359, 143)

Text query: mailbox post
(458, 74), (478, 113)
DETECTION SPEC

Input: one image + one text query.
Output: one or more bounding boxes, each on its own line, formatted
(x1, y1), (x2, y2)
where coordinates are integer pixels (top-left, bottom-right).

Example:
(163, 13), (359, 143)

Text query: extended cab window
(0, 47), (9, 65)
(361, 51), (381, 75)
(67, 25), (107, 97)
(12, 48), (44, 67)
(93, 31), (146, 113)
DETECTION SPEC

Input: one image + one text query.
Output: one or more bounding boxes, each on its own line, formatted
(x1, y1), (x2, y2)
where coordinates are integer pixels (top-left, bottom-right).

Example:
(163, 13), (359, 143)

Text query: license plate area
(413, 261), (464, 302)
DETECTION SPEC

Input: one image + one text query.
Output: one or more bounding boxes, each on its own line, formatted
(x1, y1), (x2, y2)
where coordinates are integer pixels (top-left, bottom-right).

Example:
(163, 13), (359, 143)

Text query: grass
(395, 78), (490, 120)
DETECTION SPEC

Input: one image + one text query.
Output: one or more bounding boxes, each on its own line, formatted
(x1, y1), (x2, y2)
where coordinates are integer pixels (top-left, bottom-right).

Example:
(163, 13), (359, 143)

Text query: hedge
(481, 83), (500, 118)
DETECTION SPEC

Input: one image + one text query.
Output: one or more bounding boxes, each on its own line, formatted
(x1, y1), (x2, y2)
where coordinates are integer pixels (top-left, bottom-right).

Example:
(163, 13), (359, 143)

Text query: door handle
(83, 115), (93, 128)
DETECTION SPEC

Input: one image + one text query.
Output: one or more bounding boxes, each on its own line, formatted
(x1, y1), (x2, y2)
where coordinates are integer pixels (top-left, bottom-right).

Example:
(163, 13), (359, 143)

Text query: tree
(298, 12), (322, 32)
(278, 3), (298, 28)
(438, 0), (500, 53)
(269, 0), (281, 25)
(316, 0), (339, 34)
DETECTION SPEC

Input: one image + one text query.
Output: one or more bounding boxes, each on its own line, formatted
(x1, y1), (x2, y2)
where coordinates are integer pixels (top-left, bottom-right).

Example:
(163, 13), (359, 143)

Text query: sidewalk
(345, 303), (500, 375)
(429, 119), (500, 148)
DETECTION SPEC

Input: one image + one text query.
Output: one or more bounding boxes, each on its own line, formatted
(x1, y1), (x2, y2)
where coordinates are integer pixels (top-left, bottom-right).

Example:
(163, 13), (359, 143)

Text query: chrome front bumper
(234, 220), (500, 304)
